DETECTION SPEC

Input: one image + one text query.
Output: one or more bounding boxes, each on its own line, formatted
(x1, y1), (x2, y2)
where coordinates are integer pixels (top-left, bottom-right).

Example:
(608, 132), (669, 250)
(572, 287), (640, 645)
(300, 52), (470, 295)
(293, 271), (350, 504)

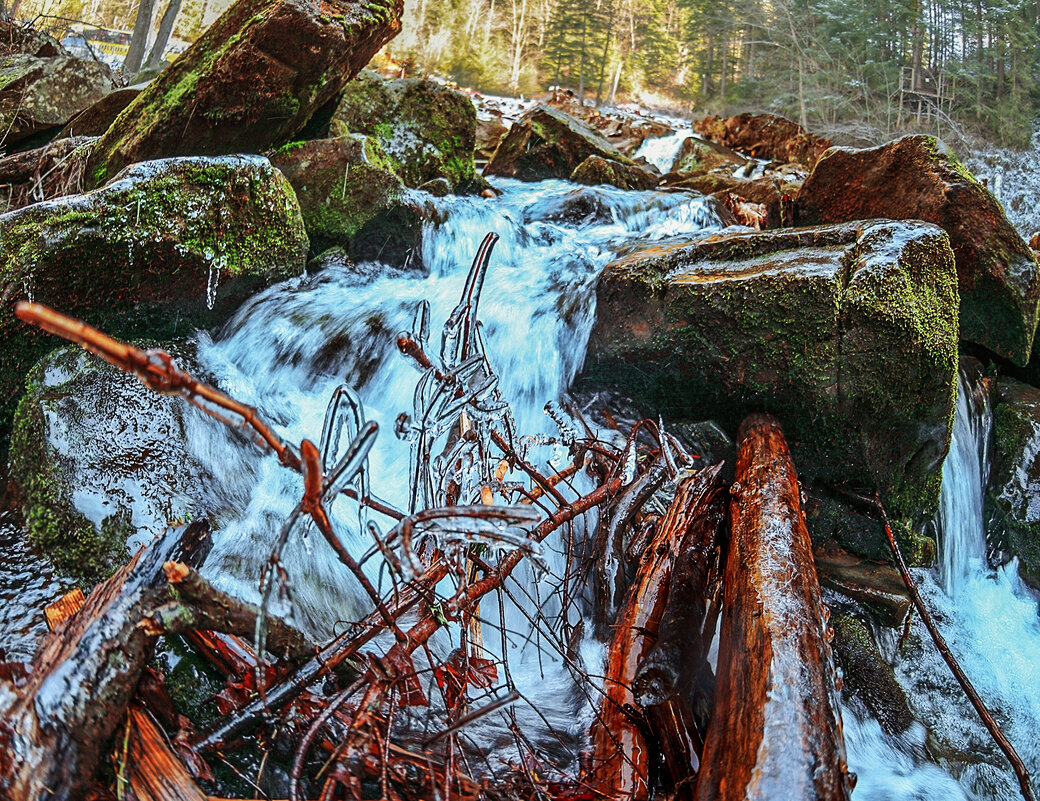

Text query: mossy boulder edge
(581, 218), (959, 524)
(0, 154), (308, 444)
(86, 0), (405, 186)
(797, 134), (1040, 366)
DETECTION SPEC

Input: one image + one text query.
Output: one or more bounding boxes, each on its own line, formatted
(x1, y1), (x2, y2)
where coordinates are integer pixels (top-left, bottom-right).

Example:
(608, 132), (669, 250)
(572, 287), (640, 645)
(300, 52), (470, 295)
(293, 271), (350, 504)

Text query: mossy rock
(670, 136), (746, 175)
(985, 376), (1040, 586)
(797, 135), (1040, 366)
(0, 155), (308, 445)
(832, 614), (915, 736)
(0, 53), (114, 146)
(85, 0), (405, 186)
(270, 134), (422, 267)
(329, 69), (479, 192)
(581, 219), (959, 524)
(57, 87), (141, 139)
(10, 346), (210, 581)
(485, 105), (635, 182)
(570, 155), (658, 191)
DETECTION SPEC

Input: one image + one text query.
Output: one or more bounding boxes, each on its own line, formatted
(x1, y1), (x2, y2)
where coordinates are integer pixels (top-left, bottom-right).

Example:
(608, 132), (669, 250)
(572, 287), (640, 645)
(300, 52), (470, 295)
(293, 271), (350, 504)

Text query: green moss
(9, 358), (130, 580)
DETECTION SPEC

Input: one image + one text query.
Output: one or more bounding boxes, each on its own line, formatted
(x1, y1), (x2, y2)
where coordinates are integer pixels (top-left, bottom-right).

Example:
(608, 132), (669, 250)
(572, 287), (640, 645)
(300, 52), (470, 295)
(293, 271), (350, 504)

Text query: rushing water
(183, 178), (732, 765)
(634, 129), (691, 172)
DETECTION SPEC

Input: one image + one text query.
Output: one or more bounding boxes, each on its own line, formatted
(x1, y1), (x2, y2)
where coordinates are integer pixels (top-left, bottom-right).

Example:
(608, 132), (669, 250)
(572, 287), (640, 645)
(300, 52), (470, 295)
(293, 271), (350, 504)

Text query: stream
(3, 130), (1040, 798)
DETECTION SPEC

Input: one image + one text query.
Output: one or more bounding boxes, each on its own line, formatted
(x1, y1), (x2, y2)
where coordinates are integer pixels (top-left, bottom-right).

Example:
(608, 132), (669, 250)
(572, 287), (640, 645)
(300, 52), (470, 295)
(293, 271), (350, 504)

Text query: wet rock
(329, 70), (480, 192)
(485, 105), (635, 181)
(0, 155), (308, 442)
(986, 377), (1040, 586)
(86, 0), (404, 186)
(797, 135), (1040, 366)
(813, 541), (913, 626)
(269, 134), (421, 267)
(694, 112), (831, 167)
(9, 346), (209, 581)
(57, 87), (141, 138)
(808, 493), (935, 570)
(582, 219), (959, 522)
(0, 53), (115, 146)
(570, 155), (659, 191)
(476, 117), (509, 160)
(0, 19), (69, 58)
(831, 614), (915, 736)
(670, 136), (747, 175)
(418, 177), (452, 196)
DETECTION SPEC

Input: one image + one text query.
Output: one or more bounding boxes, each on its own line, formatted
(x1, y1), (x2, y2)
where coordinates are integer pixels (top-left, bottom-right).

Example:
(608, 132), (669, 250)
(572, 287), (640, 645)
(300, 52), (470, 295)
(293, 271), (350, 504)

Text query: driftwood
(693, 414), (853, 801)
(633, 466), (727, 798)
(0, 522), (211, 800)
(0, 520), (317, 801)
(586, 465), (724, 801)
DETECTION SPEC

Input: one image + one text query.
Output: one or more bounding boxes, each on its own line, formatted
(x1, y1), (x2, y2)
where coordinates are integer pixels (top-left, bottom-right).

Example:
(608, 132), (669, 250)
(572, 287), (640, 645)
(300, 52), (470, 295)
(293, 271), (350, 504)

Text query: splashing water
(633, 129), (691, 173)
(182, 178), (732, 763)
(888, 371), (1040, 800)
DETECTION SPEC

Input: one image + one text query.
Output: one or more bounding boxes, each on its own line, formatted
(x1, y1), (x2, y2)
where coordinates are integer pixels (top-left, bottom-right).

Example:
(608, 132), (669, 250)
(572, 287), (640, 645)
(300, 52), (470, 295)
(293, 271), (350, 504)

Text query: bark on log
(693, 414), (853, 801)
(587, 464), (724, 801)
(86, 0), (405, 185)
(0, 522), (211, 801)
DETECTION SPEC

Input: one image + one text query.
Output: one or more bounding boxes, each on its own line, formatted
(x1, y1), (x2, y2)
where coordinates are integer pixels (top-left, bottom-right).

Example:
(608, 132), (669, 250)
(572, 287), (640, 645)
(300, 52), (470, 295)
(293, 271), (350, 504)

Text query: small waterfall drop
(633, 129), (691, 173)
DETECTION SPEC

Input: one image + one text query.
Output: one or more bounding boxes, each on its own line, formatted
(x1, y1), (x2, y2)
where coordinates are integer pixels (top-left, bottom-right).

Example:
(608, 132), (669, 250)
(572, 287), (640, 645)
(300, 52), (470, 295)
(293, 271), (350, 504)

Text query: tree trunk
(124, 0), (160, 76)
(586, 465), (724, 801)
(693, 414), (854, 801)
(145, 0), (183, 72)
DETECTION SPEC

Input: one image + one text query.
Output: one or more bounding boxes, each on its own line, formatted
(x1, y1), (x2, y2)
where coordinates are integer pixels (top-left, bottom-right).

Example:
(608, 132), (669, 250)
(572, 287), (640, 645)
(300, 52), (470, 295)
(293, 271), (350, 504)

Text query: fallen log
(633, 467), (727, 797)
(0, 521), (211, 801)
(586, 464), (724, 801)
(0, 520), (318, 800)
(693, 413), (853, 801)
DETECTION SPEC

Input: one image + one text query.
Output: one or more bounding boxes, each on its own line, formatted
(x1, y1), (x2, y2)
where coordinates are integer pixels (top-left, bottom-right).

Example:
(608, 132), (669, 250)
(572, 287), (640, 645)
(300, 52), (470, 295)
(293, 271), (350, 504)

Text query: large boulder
(0, 54), (115, 146)
(670, 136), (747, 175)
(986, 377), (1040, 586)
(57, 87), (141, 138)
(694, 112), (831, 167)
(329, 70), (480, 192)
(0, 155), (308, 441)
(86, 0), (404, 186)
(581, 219), (959, 521)
(269, 134), (422, 266)
(0, 19), (68, 58)
(484, 105), (635, 181)
(797, 135), (1040, 366)
(10, 346), (209, 581)
(570, 155), (659, 191)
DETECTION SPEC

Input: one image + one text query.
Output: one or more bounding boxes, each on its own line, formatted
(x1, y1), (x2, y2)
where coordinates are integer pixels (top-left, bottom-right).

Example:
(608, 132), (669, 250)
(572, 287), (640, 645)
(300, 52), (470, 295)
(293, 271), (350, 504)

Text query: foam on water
(182, 178), (731, 762)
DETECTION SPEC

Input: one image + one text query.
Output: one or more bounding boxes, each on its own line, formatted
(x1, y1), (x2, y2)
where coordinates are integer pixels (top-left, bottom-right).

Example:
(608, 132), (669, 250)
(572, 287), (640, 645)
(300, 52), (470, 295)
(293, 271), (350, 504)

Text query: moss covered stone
(0, 53), (114, 146)
(269, 134), (422, 266)
(9, 344), (210, 581)
(328, 70), (480, 192)
(85, 0), (405, 186)
(985, 377), (1040, 587)
(570, 155), (659, 191)
(581, 219), (959, 525)
(797, 135), (1040, 366)
(669, 136), (746, 175)
(0, 155), (308, 444)
(485, 105), (636, 181)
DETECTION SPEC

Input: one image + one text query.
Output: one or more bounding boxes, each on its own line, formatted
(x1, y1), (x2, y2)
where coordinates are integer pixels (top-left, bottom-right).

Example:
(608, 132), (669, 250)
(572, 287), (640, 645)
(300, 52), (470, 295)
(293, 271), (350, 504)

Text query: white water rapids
(184, 172), (1040, 795)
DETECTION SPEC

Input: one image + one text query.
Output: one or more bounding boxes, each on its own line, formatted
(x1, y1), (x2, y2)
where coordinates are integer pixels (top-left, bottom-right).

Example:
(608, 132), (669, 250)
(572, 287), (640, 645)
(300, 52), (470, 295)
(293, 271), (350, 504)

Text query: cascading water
(633, 129), (691, 173)
(183, 178), (732, 765)
(884, 372), (1040, 800)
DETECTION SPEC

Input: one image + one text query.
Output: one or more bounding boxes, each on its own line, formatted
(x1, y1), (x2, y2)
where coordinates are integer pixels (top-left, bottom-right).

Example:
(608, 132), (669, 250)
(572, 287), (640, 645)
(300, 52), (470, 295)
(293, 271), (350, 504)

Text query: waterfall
(181, 178), (731, 762)
(633, 129), (691, 173)
(885, 370), (1040, 799)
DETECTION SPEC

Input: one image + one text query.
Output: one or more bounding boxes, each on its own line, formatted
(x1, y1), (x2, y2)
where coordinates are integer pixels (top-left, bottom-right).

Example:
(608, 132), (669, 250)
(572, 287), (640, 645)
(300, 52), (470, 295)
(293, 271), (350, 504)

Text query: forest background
(3, 0), (1039, 147)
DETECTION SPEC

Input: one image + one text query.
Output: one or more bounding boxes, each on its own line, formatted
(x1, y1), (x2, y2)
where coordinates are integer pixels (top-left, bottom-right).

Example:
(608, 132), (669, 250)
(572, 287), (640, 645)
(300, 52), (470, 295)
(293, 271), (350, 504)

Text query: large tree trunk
(145, 0), (184, 72)
(124, 0), (160, 76)
(693, 414), (854, 801)
(586, 465), (724, 801)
